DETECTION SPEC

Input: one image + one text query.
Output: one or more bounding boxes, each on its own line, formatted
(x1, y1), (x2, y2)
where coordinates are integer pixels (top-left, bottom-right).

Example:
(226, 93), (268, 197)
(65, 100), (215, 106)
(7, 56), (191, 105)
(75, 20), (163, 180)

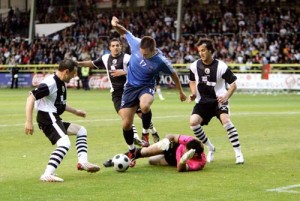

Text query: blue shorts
(121, 84), (155, 109)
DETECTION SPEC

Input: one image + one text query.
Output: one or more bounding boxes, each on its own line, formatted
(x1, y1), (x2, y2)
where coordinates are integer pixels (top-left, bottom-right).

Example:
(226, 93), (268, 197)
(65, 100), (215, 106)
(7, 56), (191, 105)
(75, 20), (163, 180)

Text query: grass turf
(0, 88), (299, 201)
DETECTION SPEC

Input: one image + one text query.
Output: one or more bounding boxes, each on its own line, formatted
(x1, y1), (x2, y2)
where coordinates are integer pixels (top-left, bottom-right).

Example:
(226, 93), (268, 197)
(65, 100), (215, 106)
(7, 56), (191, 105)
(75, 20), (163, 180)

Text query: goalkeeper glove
(179, 149), (195, 164)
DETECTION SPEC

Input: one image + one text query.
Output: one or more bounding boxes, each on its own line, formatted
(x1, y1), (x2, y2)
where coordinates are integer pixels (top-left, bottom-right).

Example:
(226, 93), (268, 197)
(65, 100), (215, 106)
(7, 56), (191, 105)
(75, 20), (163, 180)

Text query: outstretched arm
(77, 60), (94, 68)
(111, 16), (127, 36)
(65, 105), (86, 118)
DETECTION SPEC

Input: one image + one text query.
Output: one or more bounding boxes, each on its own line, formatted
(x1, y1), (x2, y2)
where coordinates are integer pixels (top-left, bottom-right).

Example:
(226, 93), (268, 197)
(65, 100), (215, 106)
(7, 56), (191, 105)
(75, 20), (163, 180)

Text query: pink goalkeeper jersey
(176, 135), (206, 171)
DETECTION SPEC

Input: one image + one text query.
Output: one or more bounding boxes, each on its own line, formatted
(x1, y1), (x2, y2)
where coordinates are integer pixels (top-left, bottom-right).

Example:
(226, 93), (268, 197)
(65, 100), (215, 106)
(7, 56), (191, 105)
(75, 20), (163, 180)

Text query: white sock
(234, 147), (242, 157)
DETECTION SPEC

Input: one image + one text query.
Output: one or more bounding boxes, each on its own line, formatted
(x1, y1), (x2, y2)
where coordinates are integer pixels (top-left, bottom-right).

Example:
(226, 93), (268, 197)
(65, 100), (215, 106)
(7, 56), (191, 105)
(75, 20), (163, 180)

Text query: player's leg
(219, 113), (244, 164)
(149, 121), (160, 143)
(119, 107), (138, 166)
(190, 108), (215, 162)
(156, 85), (165, 101)
(139, 92), (155, 145)
(39, 120), (71, 182)
(136, 110), (159, 145)
(67, 123), (100, 172)
(155, 75), (165, 100)
(148, 155), (168, 166)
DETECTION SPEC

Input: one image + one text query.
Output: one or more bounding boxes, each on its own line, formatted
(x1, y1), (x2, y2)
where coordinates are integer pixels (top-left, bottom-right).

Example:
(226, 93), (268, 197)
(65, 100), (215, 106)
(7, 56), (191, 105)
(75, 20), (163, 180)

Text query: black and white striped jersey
(92, 53), (130, 92)
(31, 73), (67, 115)
(189, 59), (237, 104)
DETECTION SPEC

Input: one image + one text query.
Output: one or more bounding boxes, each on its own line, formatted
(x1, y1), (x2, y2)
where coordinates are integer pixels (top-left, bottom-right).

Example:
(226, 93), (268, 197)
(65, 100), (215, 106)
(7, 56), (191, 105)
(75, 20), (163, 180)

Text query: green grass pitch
(0, 88), (299, 201)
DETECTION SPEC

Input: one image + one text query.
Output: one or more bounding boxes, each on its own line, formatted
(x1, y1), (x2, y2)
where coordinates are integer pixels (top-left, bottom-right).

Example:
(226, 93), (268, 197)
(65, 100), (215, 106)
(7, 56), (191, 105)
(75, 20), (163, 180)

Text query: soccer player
(155, 74), (165, 101)
(134, 134), (206, 172)
(77, 38), (160, 148)
(111, 16), (186, 167)
(189, 38), (244, 164)
(24, 59), (100, 182)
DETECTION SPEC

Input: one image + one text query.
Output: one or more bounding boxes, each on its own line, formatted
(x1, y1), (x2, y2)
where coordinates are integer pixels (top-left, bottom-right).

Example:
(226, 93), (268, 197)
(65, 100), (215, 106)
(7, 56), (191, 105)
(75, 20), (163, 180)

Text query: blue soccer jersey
(125, 31), (175, 87)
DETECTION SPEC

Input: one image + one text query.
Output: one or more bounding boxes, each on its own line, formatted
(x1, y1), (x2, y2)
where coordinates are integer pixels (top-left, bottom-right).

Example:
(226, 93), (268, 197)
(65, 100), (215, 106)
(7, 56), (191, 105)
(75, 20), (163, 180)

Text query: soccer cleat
(152, 132), (160, 143)
(235, 153), (244, 165)
(141, 133), (150, 147)
(207, 147), (215, 163)
(125, 148), (137, 167)
(103, 159), (114, 167)
(77, 162), (100, 173)
(40, 174), (64, 182)
(134, 137), (149, 147)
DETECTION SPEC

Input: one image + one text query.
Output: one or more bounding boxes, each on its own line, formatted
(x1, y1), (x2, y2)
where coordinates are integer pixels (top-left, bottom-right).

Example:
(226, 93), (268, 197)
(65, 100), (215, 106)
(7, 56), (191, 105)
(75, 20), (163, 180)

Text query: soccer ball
(112, 154), (130, 172)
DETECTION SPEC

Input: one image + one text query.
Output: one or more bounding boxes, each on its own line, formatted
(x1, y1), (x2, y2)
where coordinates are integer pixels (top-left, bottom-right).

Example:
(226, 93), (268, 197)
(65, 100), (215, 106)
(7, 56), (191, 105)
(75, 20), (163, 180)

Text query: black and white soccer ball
(112, 154), (130, 172)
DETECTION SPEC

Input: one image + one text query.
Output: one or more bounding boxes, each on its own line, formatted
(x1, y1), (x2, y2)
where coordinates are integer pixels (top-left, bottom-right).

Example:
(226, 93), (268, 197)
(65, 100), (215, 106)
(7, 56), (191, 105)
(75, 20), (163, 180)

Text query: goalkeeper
(133, 134), (206, 172)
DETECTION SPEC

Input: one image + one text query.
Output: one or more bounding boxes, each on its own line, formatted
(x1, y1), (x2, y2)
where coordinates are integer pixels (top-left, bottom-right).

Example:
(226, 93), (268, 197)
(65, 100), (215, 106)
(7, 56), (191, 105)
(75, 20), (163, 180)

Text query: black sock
(135, 148), (143, 159)
(142, 110), (152, 130)
(123, 128), (134, 145)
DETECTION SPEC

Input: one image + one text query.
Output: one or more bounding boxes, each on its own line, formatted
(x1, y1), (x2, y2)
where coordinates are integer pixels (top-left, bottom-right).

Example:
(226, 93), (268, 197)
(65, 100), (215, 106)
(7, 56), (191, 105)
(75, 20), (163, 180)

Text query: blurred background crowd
(0, 0), (299, 70)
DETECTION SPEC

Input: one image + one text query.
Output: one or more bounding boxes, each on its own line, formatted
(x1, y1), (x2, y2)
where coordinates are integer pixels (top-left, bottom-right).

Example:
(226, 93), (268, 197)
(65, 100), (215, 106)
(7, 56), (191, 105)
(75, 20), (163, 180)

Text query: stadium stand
(0, 0), (299, 71)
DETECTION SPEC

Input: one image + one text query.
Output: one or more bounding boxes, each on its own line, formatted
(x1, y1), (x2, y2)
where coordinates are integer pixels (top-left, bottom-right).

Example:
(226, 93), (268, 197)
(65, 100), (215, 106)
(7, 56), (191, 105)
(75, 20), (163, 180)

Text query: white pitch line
(267, 184), (300, 194)
(1, 111), (300, 128)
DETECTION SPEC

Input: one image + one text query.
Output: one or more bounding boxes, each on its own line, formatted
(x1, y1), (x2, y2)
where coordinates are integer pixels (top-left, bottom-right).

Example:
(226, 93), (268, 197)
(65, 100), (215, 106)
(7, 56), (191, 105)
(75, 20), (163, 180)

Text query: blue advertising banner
(0, 72), (190, 88)
(0, 73), (33, 88)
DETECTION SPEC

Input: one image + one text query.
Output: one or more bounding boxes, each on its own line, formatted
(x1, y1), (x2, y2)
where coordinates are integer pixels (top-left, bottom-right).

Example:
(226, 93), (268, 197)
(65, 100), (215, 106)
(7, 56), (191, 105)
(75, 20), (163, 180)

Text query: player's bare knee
(140, 106), (150, 113)
(57, 135), (71, 149)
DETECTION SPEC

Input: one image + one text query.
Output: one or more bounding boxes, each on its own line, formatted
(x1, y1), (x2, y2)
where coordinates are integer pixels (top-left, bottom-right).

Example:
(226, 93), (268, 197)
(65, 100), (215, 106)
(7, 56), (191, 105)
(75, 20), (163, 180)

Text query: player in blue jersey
(111, 16), (187, 167)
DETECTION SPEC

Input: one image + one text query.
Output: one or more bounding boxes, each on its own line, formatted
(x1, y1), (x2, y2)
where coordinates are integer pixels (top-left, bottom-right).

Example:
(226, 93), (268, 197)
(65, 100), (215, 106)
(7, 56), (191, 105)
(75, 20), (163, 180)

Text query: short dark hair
(140, 36), (156, 51)
(186, 139), (204, 155)
(58, 59), (77, 72)
(109, 38), (121, 46)
(195, 38), (215, 53)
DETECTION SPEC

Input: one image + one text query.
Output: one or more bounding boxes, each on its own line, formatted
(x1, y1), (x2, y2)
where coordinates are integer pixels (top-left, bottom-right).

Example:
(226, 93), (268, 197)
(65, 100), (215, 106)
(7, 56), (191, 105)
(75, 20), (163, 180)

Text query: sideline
(1, 111), (300, 128)
(267, 184), (300, 194)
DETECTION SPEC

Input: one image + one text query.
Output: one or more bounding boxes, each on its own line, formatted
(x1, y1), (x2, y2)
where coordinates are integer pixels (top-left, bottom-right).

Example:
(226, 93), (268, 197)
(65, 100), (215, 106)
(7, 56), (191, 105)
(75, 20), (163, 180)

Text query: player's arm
(65, 105), (86, 118)
(25, 93), (35, 135)
(218, 67), (237, 104)
(110, 69), (127, 77)
(170, 72), (186, 102)
(77, 60), (94, 68)
(189, 81), (197, 102)
(178, 149), (195, 172)
(111, 16), (127, 36)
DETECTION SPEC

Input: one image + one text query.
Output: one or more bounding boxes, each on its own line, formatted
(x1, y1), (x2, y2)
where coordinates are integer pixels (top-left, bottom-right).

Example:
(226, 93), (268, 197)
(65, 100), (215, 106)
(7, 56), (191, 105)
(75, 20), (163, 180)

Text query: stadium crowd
(0, 0), (300, 71)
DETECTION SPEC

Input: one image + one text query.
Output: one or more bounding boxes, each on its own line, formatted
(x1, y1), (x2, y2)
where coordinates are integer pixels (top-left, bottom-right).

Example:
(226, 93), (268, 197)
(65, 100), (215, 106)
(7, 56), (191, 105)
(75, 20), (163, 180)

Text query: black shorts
(112, 88), (124, 113)
(121, 84), (155, 109)
(191, 101), (229, 125)
(164, 142), (179, 166)
(37, 111), (70, 145)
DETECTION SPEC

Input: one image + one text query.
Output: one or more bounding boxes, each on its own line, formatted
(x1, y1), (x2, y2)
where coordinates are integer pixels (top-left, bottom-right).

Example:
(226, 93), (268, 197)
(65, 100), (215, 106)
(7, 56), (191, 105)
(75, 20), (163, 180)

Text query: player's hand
(217, 93), (229, 104)
(25, 121), (34, 135)
(188, 94), (196, 102)
(179, 91), (187, 102)
(180, 149), (195, 164)
(76, 110), (86, 118)
(111, 16), (119, 27)
(110, 70), (125, 77)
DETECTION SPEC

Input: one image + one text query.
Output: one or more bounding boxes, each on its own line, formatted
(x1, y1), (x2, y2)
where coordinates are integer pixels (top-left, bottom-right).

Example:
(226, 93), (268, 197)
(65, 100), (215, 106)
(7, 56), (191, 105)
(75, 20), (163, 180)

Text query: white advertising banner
(236, 73), (300, 90)
(26, 73), (300, 91)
